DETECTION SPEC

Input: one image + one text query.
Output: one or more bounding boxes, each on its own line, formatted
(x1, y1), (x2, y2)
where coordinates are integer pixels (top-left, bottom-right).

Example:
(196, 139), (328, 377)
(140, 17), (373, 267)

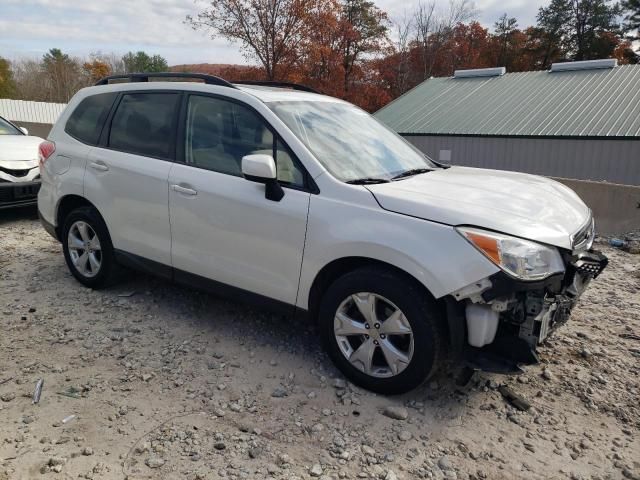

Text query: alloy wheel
(333, 292), (414, 378)
(67, 221), (102, 278)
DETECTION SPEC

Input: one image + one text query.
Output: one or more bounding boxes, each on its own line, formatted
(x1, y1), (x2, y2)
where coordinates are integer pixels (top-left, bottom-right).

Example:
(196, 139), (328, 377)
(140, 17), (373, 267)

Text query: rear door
(84, 91), (180, 265)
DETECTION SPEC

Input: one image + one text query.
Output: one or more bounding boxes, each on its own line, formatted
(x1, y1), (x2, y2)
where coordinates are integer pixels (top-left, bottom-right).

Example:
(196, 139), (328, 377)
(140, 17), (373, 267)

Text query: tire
(319, 266), (444, 394)
(61, 206), (119, 289)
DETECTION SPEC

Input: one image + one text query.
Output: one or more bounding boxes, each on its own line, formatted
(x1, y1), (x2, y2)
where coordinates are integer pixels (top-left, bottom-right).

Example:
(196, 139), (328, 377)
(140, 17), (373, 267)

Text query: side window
(275, 138), (304, 187)
(108, 93), (179, 159)
(65, 93), (117, 145)
(185, 95), (242, 176)
(184, 94), (306, 187)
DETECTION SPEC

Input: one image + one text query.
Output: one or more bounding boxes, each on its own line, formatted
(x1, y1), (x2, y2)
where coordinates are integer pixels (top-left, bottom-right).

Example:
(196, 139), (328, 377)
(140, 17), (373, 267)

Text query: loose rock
(382, 406), (409, 420)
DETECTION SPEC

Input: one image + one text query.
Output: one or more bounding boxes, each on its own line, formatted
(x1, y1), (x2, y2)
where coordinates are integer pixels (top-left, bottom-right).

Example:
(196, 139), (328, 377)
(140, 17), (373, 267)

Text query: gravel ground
(1, 207), (639, 480)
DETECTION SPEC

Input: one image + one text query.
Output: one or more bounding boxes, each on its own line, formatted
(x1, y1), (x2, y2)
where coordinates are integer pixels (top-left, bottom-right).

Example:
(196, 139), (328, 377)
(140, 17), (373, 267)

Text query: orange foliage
(83, 60), (111, 83)
(185, 1), (635, 112)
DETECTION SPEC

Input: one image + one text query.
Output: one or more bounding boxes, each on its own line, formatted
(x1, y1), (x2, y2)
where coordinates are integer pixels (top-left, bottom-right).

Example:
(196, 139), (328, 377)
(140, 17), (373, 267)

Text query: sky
(0, 0), (545, 66)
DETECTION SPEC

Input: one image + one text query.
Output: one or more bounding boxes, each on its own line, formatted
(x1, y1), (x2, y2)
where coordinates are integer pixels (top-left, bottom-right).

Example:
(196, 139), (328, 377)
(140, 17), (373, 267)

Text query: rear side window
(65, 93), (116, 145)
(108, 93), (179, 160)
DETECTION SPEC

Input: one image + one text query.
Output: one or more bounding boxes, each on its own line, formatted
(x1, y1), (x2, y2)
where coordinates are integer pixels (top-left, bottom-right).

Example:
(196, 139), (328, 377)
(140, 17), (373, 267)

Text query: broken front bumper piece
(448, 249), (608, 373)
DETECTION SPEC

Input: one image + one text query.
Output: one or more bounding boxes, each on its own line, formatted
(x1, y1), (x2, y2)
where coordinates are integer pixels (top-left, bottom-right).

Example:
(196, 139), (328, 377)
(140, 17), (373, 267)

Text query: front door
(169, 94), (311, 305)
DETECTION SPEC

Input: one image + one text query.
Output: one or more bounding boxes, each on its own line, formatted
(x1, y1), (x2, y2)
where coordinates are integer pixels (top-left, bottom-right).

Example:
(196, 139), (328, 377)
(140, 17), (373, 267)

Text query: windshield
(0, 117), (22, 135)
(268, 101), (435, 182)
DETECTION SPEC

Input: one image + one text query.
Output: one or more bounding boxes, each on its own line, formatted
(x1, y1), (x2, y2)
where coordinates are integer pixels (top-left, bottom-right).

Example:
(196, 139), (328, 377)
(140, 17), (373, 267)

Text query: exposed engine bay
(449, 249), (608, 372)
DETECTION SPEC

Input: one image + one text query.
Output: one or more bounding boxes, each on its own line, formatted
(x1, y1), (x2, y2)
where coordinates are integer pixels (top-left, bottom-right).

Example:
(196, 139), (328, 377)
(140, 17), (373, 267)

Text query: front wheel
(319, 267), (444, 394)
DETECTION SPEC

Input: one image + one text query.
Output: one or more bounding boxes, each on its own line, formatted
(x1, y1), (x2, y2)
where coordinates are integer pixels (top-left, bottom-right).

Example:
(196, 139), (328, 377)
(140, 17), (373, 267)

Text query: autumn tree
(91, 52), (126, 75)
(188, 0), (321, 80)
(440, 21), (490, 73)
(122, 51), (168, 73)
(83, 59), (111, 83)
(297, 0), (344, 94)
(0, 57), (17, 98)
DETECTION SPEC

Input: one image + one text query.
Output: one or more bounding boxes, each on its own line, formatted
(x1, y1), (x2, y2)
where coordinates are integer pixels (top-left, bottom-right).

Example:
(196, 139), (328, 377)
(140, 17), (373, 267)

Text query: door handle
(89, 161), (109, 172)
(171, 184), (197, 196)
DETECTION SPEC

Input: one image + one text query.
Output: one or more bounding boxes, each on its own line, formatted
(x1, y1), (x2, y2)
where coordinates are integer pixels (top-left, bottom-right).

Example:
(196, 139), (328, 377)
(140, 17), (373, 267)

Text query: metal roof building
(375, 61), (640, 185)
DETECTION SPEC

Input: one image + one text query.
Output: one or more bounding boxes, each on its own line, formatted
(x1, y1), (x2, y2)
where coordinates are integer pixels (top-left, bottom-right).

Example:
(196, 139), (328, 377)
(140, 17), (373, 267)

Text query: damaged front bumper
(447, 249), (608, 373)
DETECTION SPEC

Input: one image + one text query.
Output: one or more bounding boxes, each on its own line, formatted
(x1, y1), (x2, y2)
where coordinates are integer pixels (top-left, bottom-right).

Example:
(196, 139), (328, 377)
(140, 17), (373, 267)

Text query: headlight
(457, 227), (565, 281)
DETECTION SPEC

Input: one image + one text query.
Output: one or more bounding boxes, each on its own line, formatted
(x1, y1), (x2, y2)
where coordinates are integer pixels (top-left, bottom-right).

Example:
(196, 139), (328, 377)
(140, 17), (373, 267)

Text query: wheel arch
(307, 256), (443, 322)
(55, 195), (105, 238)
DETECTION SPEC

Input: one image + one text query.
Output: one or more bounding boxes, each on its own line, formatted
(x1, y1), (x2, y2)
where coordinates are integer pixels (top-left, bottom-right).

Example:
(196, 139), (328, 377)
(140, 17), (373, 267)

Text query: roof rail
(232, 80), (320, 94)
(94, 72), (236, 88)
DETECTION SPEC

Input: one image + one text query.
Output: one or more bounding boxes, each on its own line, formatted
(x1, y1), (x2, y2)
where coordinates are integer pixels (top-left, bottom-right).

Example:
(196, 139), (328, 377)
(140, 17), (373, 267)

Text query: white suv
(38, 73), (607, 393)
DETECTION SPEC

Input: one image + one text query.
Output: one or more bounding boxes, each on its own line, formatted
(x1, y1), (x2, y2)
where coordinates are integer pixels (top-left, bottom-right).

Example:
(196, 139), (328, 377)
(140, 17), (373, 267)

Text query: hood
(366, 166), (590, 250)
(0, 135), (43, 165)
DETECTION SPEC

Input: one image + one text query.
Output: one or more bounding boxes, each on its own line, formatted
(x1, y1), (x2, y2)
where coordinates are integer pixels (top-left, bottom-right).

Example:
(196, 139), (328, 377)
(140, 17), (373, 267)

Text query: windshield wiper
(346, 177), (390, 185)
(390, 168), (434, 180)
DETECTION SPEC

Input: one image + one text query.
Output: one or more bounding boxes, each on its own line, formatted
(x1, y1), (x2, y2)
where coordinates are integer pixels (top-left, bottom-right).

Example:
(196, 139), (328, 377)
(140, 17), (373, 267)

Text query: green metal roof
(375, 65), (640, 138)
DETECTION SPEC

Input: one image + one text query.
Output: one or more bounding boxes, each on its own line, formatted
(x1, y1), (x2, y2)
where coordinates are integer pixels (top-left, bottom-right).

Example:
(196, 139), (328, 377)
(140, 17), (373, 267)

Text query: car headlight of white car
(457, 227), (565, 281)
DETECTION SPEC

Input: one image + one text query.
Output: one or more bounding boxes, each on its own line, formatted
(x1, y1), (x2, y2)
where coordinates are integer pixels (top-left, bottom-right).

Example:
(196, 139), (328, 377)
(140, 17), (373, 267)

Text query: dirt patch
(1, 207), (639, 480)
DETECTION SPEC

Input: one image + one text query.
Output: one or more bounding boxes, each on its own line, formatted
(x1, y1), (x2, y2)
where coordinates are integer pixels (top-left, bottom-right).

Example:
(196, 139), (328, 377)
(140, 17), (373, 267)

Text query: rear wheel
(61, 206), (118, 289)
(319, 267), (444, 394)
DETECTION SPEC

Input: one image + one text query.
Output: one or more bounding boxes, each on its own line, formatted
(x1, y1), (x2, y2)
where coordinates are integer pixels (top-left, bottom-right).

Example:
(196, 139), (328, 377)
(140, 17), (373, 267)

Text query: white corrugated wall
(0, 99), (67, 124)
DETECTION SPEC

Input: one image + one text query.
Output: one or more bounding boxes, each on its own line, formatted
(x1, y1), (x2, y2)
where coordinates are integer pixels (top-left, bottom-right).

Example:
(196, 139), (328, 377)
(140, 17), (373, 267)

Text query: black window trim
(176, 92), (319, 194)
(96, 90), (183, 163)
(0, 115), (25, 136)
(63, 92), (118, 146)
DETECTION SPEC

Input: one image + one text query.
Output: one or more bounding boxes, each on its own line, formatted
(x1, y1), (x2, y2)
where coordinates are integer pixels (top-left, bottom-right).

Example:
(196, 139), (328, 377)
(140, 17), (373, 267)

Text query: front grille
(0, 165), (33, 178)
(0, 187), (12, 202)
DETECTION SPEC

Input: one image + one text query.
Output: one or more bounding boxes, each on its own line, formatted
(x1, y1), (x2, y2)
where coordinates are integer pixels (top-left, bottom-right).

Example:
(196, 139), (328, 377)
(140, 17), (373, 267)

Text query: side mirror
(19, 127), (29, 135)
(242, 154), (284, 202)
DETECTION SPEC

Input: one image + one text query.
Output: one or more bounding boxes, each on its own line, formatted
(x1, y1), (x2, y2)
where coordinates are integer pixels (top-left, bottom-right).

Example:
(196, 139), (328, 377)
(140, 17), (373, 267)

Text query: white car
(37, 73), (607, 393)
(0, 115), (42, 209)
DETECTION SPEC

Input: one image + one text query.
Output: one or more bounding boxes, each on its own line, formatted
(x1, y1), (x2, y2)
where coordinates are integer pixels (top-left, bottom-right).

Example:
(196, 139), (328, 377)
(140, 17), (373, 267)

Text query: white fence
(0, 99), (67, 125)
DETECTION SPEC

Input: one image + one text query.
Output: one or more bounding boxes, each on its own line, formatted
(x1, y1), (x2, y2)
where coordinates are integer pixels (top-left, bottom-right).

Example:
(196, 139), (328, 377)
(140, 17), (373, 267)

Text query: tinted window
(184, 95), (305, 187)
(65, 93), (116, 144)
(109, 93), (179, 159)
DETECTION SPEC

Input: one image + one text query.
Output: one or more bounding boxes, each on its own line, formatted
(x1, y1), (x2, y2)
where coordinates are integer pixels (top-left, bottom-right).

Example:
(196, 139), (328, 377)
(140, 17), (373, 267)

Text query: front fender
(296, 195), (499, 309)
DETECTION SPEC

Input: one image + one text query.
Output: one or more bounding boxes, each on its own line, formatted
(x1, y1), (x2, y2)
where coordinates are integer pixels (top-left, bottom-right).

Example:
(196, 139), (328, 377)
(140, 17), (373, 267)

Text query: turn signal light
(463, 231), (501, 264)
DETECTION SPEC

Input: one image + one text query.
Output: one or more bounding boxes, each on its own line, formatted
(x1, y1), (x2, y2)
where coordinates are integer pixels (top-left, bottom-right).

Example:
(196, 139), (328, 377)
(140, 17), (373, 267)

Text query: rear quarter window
(65, 92), (117, 145)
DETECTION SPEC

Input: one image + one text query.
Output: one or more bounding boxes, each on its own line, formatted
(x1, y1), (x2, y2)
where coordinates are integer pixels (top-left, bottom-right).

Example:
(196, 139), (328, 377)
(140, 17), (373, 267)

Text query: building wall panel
(406, 135), (640, 185)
